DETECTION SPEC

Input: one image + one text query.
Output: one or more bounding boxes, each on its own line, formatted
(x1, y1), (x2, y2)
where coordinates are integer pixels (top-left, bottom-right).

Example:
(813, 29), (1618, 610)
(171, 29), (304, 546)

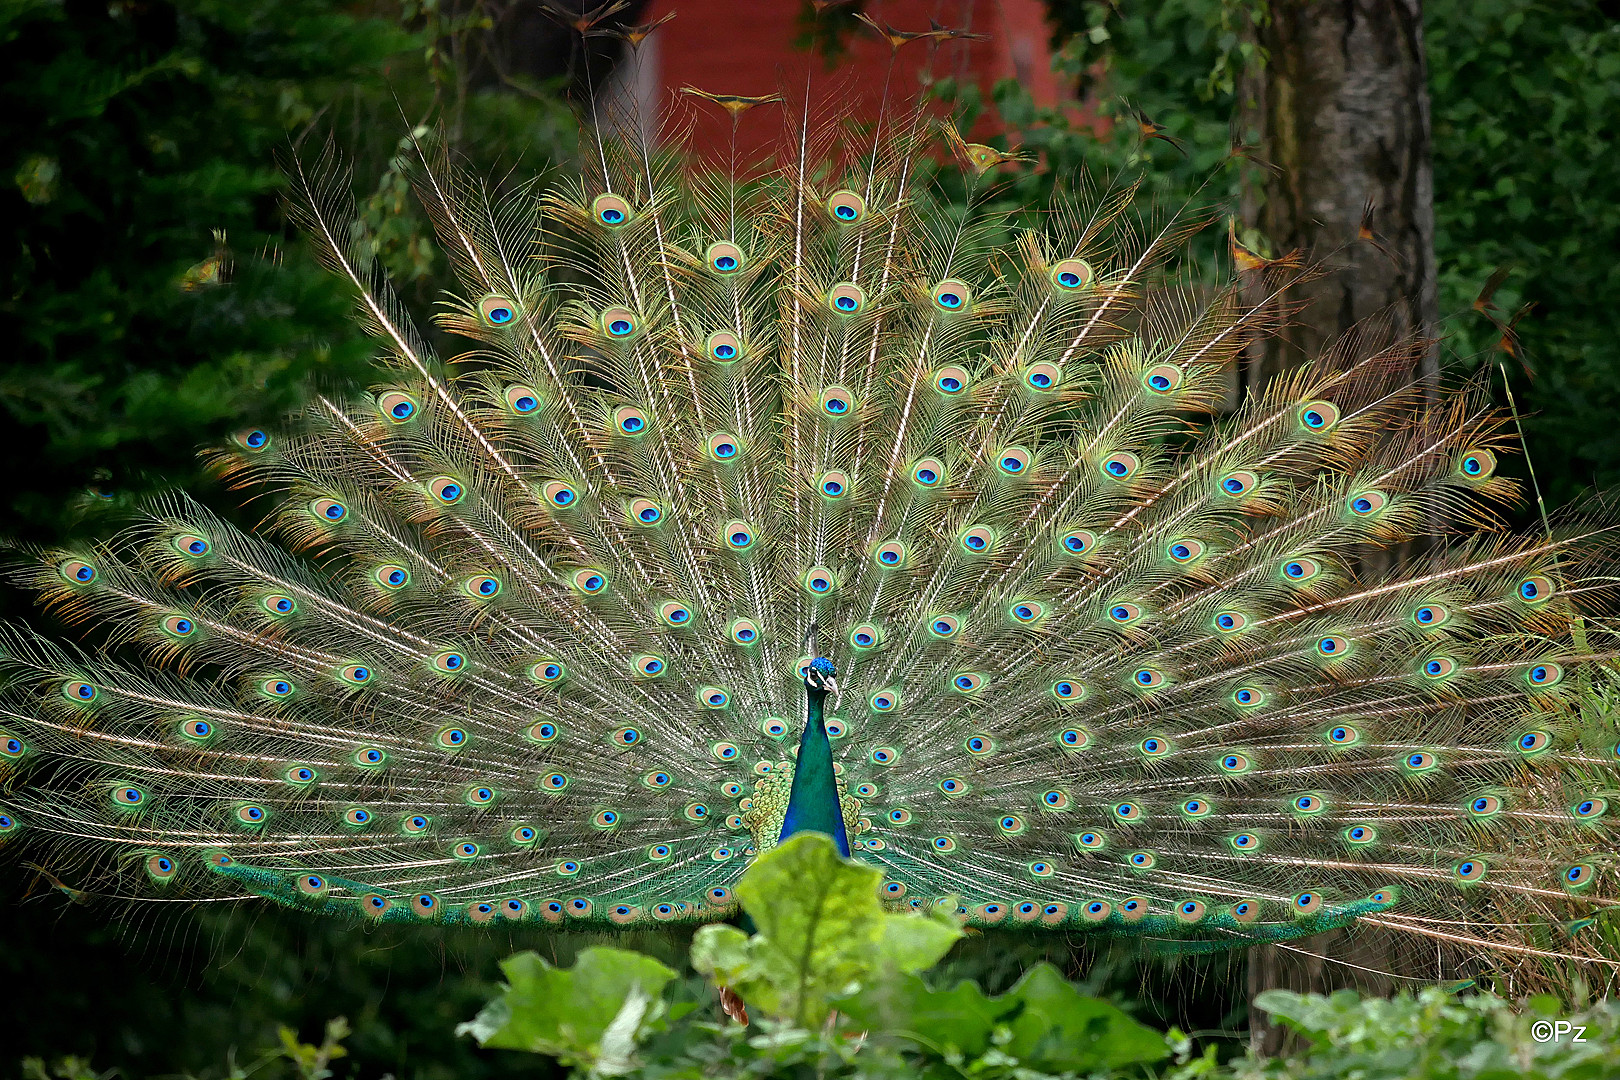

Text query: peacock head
(804, 657), (839, 705)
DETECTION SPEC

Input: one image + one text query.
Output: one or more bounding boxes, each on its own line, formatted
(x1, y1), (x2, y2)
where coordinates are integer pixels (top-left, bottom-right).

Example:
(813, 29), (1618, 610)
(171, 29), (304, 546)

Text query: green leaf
(842, 965), (1168, 1073)
(689, 832), (961, 1027)
(458, 947), (677, 1074)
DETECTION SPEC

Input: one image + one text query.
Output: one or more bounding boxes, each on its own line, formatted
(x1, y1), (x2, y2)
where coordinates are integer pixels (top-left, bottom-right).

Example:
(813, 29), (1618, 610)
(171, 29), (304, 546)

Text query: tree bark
(1237, 0), (1439, 1057)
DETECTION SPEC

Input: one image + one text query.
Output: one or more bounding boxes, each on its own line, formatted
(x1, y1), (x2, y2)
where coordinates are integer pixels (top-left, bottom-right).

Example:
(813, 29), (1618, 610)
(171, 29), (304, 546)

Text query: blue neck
(778, 685), (850, 856)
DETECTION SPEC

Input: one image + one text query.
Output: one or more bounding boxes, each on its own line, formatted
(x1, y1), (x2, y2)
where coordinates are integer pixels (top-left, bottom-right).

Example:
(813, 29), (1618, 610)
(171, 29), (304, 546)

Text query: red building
(608, 0), (1064, 163)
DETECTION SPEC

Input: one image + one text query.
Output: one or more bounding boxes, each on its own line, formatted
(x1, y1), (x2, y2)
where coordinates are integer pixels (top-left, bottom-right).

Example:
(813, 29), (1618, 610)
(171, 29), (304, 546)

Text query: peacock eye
(818, 470), (849, 498)
(600, 306), (638, 338)
(479, 295), (519, 325)
(1220, 470), (1259, 497)
(628, 498), (663, 525)
(505, 385), (542, 413)
(706, 241), (744, 274)
(1100, 451), (1139, 480)
(1142, 364), (1183, 393)
(708, 433), (741, 461)
(932, 279), (971, 311)
(934, 365), (970, 395)
(378, 391), (417, 422)
(374, 565), (409, 590)
(429, 476), (465, 504)
(613, 406), (649, 436)
(1298, 400), (1341, 431)
(706, 331), (742, 362)
(819, 385), (854, 417)
(827, 190), (866, 222)
(592, 193), (632, 227)
(1049, 258), (1093, 291)
(827, 283), (865, 314)
(911, 458), (944, 488)
(1458, 449), (1496, 478)
(234, 428), (271, 452)
(60, 560), (96, 584)
(997, 446), (1032, 475)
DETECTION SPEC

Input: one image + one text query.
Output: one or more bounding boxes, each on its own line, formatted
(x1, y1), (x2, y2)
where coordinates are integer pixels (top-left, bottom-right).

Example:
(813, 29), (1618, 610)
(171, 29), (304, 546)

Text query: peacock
(1, 13), (1618, 981)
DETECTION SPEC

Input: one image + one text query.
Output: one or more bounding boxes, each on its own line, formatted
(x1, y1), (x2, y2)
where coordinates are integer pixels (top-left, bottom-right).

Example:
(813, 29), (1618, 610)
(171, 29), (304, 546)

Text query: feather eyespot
(932, 279), (970, 311)
(1180, 798), (1213, 819)
(528, 722), (559, 744)
(1344, 824), (1377, 846)
(1452, 860), (1485, 883)
(1228, 832), (1260, 852)
(1041, 789), (1071, 811)
(1411, 603), (1450, 628)
(1525, 661), (1563, 687)
(1082, 899), (1111, 921)
(952, 672), (985, 694)
(1516, 575), (1554, 604)
(1315, 635), (1349, 658)
(1008, 600), (1045, 624)
(1061, 529), (1097, 556)
(411, 894), (441, 918)
(1099, 452), (1139, 480)
(1347, 490), (1387, 516)
(1112, 802), (1142, 822)
(504, 385), (542, 414)
(1213, 610), (1248, 633)
(176, 717), (213, 741)
(997, 446), (1032, 475)
(541, 773), (570, 792)
(729, 618), (760, 645)
(1107, 602), (1143, 625)
(705, 331), (741, 362)
(1281, 557), (1322, 582)
(463, 575), (501, 599)
(642, 770), (671, 790)
(1293, 794), (1326, 815)
(827, 283), (866, 314)
(628, 498), (663, 525)
(1142, 363), (1183, 393)
(827, 189), (866, 222)
(1219, 470), (1258, 497)
(1326, 724), (1360, 746)
(934, 365), (970, 395)
(1458, 449), (1497, 479)
(802, 566), (837, 595)
(1422, 656), (1457, 679)
(1049, 258), (1094, 291)
(1167, 538), (1206, 563)
(706, 241), (744, 274)
(1230, 900), (1262, 923)
(338, 664), (371, 686)
(939, 777), (968, 796)
(1573, 797), (1607, 820)
(960, 525), (995, 553)
(60, 559), (96, 584)
(1297, 400), (1340, 432)
(1516, 731), (1550, 755)
(869, 689), (898, 712)
(1052, 679), (1084, 702)
(963, 734), (994, 755)
(819, 385), (854, 417)
(872, 539), (907, 568)
(431, 651), (466, 674)
(1056, 727), (1090, 751)
(1467, 794), (1502, 817)
(1176, 899), (1207, 923)
(898, 457), (941, 494)
(1139, 736), (1171, 757)
(234, 803), (266, 824)
(234, 429), (270, 452)
(146, 854), (178, 882)
(613, 405), (649, 436)
(592, 810), (620, 830)
(309, 497), (348, 523)
(1564, 864), (1596, 890)
(378, 390), (417, 422)
(849, 623), (882, 650)
(633, 654), (666, 677)
(869, 746), (899, 765)
(1403, 751), (1438, 773)
(1218, 752), (1252, 773)
(572, 568), (607, 593)
(928, 614), (960, 638)
(259, 678), (294, 698)
(1024, 362), (1061, 390)
(112, 785), (147, 808)
(600, 306), (638, 338)
(174, 533), (210, 557)
(592, 193), (631, 227)
(353, 746), (387, 767)
(1075, 831), (1106, 850)
(374, 565), (410, 590)
(701, 688), (732, 710)
(435, 726), (468, 749)
(887, 808), (912, 825)
(997, 814), (1026, 836)
(529, 660), (565, 684)
(478, 296), (518, 326)
(344, 807), (373, 827)
(1131, 667), (1165, 689)
(708, 433), (742, 461)
(818, 470), (850, 498)
(428, 476), (465, 504)
(161, 614), (196, 638)
(611, 726), (642, 747)
(1121, 898), (1149, 923)
(1231, 686), (1264, 708)
(658, 600), (693, 627)
(1293, 891), (1326, 914)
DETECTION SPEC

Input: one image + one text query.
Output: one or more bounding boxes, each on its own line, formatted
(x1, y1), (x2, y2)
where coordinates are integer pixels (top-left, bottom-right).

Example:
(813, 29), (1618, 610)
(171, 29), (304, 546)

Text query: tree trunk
(1237, 0), (1439, 1057)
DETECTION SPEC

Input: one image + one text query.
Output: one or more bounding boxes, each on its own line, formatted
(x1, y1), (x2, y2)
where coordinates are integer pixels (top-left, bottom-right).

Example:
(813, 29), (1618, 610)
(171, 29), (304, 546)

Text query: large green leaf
(457, 947), (677, 1074)
(690, 833), (961, 1027)
(840, 964), (1167, 1072)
